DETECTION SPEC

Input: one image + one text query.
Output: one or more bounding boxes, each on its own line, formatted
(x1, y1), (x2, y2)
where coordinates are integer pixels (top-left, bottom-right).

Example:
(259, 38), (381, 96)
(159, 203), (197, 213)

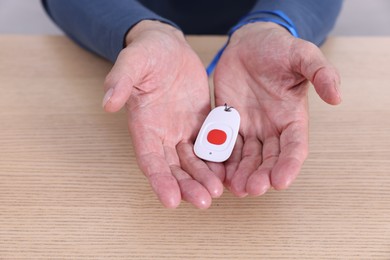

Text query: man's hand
(214, 22), (341, 197)
(103, 21), (224, 208)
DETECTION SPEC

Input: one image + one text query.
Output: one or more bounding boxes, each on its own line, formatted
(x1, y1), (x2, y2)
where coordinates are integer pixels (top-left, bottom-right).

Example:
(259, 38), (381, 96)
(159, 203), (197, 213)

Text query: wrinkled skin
(214, 22), (341, 197)
(102, 20), (341, 208)
(103, 21), (225, 209)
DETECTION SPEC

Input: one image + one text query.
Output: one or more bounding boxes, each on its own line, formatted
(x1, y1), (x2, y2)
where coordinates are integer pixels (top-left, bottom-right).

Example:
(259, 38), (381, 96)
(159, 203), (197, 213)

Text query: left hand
(213, 22), (341, 197)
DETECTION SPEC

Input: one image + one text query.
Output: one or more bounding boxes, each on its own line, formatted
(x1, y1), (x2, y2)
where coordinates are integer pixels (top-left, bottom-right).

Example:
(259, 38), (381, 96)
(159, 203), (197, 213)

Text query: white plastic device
(194, 105), (240, 162)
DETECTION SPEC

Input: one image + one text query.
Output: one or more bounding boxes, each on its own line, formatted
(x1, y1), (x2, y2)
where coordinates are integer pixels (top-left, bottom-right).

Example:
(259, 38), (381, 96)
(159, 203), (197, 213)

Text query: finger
(170, 165), (212, 209)
(246, 171), (271, 197)
(138, 151), (182, 209)
(290, 40), (341, 105)
(246, 136), (280, 196)
(270, 121), (308, 190)
(130, 125), (181, 208)
(177, 142), (224, 198)
(103, 46), (148, 112)
(206, 161), (225, 183)
(230, 137), (263, 197)
(164, 144), (213, 208)
(224, 134), (243, 190)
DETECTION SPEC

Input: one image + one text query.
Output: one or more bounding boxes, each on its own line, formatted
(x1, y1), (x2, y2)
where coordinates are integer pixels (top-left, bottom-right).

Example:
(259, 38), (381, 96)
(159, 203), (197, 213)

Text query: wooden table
(0, 36), (389, 259)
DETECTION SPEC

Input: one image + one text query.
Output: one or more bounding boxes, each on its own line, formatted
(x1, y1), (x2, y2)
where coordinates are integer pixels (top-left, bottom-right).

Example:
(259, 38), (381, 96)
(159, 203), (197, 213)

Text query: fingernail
(102, 88), (114, 108)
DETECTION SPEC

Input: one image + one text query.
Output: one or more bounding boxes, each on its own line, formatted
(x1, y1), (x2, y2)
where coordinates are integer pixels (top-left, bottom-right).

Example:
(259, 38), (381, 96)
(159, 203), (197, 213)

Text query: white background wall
(0, 0), (61, 34)
(0, 0), (390, 35)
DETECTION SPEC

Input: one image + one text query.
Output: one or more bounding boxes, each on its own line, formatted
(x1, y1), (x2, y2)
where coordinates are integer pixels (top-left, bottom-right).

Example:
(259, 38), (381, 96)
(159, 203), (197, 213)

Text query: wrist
(229, 22), (287, 46)
(125, 20), (185, 47)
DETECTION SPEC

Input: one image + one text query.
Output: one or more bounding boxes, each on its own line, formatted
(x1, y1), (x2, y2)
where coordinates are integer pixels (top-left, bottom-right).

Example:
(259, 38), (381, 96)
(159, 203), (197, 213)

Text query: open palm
(214, 23), (341, 197)
(103, 21), (224, 208)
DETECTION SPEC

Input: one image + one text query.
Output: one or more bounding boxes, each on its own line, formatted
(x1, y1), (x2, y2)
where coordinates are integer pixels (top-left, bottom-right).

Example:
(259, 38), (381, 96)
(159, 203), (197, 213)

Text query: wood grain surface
(0, 36), (389, 259)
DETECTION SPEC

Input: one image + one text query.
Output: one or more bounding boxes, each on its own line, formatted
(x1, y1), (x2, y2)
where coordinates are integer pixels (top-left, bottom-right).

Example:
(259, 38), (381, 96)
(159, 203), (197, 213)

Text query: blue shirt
(43, 0), (342, 63)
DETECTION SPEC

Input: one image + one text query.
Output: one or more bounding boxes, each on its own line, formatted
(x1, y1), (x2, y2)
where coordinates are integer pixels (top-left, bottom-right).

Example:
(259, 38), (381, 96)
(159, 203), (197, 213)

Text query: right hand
(102, 21), (225, 209)
(213, 22), (341, 197)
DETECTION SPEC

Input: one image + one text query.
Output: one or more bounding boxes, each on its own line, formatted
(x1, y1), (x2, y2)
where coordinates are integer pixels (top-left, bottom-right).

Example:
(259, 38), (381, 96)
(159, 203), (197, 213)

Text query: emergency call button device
(194, 104), (240, 162)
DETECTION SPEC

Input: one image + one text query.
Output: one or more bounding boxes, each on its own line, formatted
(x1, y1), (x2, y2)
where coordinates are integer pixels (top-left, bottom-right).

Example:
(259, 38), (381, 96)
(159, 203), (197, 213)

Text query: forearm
(249, 0), (343, 45)
(42, 0), (179, 62)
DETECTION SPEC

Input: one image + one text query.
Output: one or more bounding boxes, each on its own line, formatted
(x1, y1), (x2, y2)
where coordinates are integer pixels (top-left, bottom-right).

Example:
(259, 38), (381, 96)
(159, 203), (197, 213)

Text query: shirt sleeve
(249, 0), (343, 45)
(42, 0), (179, 62)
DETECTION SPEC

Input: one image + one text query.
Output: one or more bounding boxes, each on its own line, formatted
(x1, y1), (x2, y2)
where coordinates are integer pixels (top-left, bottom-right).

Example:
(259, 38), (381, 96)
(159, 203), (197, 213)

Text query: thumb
(102, 45), (148, 112)
(291, 40), (342, 105)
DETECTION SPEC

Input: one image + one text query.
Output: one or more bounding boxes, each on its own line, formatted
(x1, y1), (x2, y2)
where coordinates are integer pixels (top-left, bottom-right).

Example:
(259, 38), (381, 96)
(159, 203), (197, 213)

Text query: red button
(207, 129), (227, 145)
